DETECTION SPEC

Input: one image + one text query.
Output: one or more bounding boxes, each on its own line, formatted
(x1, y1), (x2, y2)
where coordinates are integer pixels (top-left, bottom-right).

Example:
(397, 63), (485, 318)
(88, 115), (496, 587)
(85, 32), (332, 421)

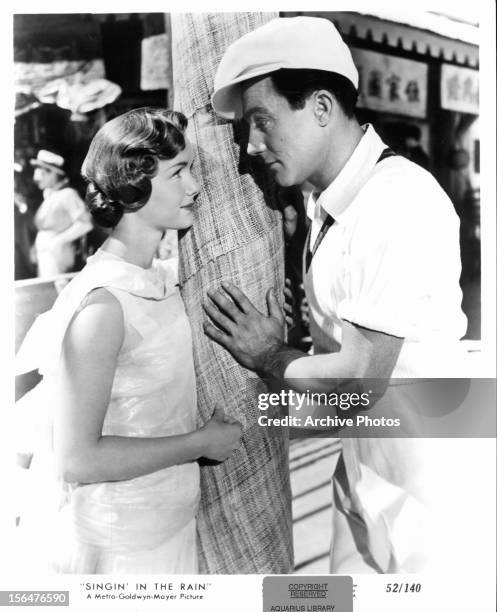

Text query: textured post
(171, 13), (293, 573)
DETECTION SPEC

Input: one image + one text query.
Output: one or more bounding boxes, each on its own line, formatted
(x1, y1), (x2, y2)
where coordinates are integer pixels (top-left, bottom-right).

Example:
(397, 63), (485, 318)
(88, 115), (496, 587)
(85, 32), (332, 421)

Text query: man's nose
(247, 131), (267, 157)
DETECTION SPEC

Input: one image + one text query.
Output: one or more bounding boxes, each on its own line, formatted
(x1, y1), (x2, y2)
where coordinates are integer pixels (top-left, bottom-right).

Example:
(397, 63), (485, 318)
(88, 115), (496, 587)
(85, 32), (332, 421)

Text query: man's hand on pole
(203, 282), (286, 373)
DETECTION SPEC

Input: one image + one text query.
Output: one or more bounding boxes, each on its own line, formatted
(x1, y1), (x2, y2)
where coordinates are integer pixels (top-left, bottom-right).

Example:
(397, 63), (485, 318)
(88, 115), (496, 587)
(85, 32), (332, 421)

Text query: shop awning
(300, 10), (479, 68)
(353, 10), (478, 44)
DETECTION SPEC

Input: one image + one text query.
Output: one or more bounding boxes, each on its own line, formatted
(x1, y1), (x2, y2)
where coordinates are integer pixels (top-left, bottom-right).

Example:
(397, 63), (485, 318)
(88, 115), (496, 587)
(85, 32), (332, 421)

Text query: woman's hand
(197, 407), (243, 461)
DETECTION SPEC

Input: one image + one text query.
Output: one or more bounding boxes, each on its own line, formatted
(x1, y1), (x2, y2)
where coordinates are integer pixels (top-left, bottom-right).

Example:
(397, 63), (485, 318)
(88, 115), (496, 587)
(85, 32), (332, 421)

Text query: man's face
(241, 77), (321, 187)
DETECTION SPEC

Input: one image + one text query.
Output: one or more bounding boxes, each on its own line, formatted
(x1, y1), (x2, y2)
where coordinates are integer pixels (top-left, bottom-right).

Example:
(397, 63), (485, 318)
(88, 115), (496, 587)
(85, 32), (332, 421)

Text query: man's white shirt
(305, 124), (467, 377)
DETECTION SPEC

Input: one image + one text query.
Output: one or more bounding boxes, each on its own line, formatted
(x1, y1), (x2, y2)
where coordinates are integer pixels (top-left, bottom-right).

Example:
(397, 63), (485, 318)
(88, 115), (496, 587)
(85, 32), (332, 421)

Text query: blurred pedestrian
(402, 124), (431, 171)
(31, 150), (93, 277)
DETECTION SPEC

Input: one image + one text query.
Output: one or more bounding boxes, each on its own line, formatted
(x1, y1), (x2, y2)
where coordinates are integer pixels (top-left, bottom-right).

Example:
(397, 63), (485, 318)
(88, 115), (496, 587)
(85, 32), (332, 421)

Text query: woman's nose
(187, 175), (200, 197)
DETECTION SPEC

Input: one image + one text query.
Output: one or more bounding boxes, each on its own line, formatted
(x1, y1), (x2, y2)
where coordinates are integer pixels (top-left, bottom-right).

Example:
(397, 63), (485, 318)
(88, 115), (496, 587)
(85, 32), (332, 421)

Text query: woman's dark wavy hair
(82, 107), (188, 228)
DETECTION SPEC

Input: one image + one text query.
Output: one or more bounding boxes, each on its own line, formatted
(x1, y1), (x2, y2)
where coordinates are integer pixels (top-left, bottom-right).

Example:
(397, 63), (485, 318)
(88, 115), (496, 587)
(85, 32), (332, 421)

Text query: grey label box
(263, 576), (353, 612)
(0, 592), (69, 606)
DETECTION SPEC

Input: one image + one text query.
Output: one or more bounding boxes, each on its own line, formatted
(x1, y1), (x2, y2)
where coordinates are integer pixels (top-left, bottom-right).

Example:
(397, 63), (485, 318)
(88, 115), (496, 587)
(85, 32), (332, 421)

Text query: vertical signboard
(352, 48), (428, 118)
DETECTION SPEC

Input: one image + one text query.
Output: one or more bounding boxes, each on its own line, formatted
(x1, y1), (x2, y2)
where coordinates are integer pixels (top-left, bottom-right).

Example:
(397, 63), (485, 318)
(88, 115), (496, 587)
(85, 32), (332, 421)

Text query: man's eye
(254, 117), (270, 130)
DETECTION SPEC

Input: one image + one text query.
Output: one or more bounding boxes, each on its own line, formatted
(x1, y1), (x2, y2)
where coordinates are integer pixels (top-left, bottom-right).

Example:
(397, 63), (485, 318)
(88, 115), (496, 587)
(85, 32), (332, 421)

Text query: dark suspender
(304, 147), (397, 272)
(304, 213), (334, 273)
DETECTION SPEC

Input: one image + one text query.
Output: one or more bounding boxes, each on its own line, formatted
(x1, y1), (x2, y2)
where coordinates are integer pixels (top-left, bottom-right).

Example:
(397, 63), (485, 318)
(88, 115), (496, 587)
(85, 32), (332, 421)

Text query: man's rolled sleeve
(337, 184), (457, 340)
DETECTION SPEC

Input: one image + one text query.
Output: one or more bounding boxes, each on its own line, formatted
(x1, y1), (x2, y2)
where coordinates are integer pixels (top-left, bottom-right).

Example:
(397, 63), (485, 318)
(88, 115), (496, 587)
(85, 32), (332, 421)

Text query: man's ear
(312, 89), (334, 126)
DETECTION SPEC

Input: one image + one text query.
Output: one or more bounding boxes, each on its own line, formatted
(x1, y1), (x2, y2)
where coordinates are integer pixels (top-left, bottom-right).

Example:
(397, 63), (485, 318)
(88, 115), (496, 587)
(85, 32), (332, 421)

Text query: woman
(16, 108), (242, 574)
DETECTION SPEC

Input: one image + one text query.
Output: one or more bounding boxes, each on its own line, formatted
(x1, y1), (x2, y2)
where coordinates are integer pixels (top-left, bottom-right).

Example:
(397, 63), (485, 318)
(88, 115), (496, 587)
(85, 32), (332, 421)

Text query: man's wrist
(257, 345), (307, 381)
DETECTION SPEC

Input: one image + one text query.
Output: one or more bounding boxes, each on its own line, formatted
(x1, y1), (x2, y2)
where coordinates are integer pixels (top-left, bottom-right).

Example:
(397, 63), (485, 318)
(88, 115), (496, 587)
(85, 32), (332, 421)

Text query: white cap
(212, 17), (359, 120)
(30, 149), (66, 174)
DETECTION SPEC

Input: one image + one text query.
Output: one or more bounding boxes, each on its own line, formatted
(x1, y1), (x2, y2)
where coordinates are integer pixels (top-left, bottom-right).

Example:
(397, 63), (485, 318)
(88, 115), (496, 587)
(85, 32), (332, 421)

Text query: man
(31, 149), (92, 277)
(205, 17), (467, 573)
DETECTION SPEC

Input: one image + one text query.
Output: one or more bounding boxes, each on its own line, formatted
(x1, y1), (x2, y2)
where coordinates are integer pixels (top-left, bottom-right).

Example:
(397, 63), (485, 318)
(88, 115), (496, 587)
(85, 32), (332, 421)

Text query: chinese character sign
(352, 48), (428, 118)
(441, 64), (479, 114)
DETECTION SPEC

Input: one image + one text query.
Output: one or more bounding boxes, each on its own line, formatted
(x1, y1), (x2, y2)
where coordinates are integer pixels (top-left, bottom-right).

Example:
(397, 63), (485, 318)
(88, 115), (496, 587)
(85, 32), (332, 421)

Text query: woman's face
(137, 139), (199, 231)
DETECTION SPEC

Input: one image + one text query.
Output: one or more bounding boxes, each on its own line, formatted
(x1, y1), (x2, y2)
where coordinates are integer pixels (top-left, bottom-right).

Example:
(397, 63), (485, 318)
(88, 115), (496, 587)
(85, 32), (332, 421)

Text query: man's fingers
(283, 204), (298, 240)
(202, 301), (235, 334)
(203, 321), (235, 352)
(266, 288), (285, 323)
(207, 289), (242, 322)
(283, 286), (294, 301)
(283, 301), (293, 315)
(221, 282), (260, 315)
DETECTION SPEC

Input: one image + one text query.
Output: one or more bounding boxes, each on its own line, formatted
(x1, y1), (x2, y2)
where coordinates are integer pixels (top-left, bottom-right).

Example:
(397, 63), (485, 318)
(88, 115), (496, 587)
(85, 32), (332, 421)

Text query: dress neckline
(91, 248), (155, 271)
(85, 248), (170, 299)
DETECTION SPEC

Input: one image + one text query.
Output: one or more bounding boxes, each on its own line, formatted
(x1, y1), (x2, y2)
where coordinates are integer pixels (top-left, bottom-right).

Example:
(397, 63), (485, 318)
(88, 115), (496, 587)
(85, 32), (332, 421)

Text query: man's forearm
(259, 320), (402, 396)
(259, 347), (358, 393)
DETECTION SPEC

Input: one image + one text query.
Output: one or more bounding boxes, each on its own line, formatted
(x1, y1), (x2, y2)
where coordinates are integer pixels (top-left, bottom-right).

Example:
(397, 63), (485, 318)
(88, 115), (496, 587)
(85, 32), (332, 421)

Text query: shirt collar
(307, 124), (387, 222)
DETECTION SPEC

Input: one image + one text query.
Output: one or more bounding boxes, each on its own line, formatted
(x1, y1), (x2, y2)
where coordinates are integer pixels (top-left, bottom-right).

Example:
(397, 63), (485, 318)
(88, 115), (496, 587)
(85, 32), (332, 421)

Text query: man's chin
(273, 170), (297, 188)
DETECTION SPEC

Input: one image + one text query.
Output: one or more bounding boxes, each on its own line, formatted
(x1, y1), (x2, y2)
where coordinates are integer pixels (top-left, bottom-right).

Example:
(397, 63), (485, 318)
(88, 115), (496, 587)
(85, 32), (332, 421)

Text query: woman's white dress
(15, 250), (200, 574)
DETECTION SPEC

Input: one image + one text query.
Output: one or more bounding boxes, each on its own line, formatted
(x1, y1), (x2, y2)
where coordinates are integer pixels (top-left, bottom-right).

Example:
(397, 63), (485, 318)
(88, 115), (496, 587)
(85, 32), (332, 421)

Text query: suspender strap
(304, 212), (335, 272)
(304, 147), (397, 272)
(376, 147), (397, 162)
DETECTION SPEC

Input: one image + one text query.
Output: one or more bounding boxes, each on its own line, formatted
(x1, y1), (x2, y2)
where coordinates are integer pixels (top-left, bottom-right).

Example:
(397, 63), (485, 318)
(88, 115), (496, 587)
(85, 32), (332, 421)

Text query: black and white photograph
(3, 4), (496, 611)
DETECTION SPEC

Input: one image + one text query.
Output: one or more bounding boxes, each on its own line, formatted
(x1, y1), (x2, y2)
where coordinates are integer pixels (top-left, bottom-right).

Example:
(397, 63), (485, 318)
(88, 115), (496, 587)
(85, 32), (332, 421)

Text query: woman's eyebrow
(168, 161), (188, 171)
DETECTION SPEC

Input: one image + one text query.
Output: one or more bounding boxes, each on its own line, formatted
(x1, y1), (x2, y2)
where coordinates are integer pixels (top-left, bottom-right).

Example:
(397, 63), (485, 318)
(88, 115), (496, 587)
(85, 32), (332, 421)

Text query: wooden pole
(171, 12), (293, 574)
